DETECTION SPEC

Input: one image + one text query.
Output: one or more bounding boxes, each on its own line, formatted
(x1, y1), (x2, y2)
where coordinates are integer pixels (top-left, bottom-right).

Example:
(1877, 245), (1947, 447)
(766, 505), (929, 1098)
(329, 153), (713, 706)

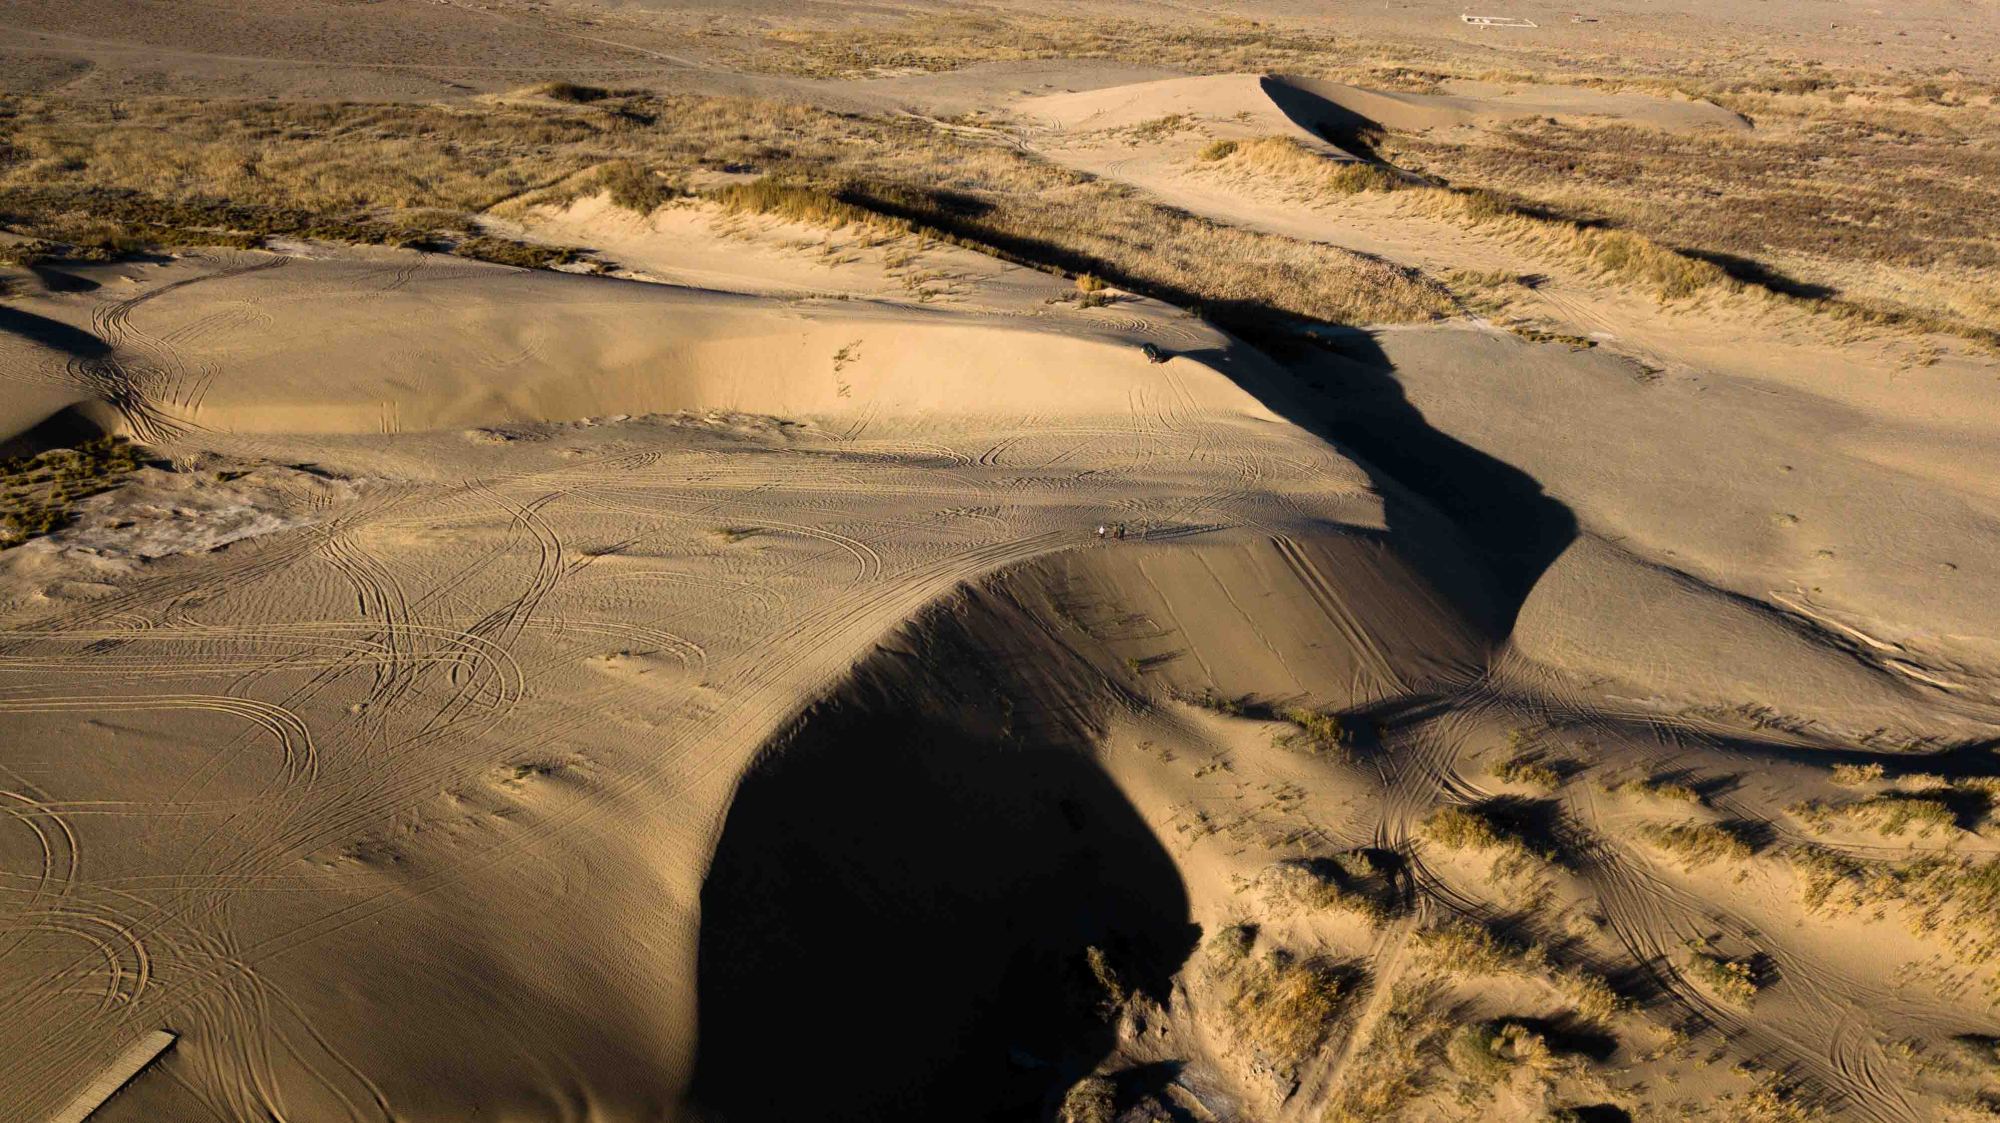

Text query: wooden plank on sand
(46, 1030), (177, 1123)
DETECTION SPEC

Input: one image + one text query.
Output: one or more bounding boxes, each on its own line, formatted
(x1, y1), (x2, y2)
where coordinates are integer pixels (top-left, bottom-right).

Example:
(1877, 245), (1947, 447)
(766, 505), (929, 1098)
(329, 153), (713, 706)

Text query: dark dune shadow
(27, 264), (101, 294)
(1259, 76), (1389, 162)
(1182, 329), (1579, 638)
(0, 403), (115, 461)
(0, 303), (110, 358)
(688, 590), (1196, 1123)
(1681, 249), (1836, 300)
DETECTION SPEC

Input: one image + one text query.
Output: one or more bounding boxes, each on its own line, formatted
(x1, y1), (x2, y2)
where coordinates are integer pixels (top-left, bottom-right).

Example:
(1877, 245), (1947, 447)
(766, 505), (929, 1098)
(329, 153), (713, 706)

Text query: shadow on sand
(688, 589), (1196, 1122)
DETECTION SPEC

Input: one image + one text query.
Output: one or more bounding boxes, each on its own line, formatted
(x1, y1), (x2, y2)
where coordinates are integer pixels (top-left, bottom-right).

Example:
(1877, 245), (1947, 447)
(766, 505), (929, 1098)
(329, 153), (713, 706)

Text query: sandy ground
(6, 8), (2000, 1123)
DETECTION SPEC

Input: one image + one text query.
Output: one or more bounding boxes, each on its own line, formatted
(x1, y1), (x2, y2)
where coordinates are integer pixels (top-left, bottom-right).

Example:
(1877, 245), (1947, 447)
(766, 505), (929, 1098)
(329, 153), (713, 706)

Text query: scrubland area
(3, 1), (2000, 1121)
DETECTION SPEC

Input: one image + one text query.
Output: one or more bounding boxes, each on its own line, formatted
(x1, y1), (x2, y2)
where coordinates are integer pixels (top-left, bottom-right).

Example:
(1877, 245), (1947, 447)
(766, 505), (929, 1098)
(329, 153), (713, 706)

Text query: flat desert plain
(3, 2), (2000, 1121)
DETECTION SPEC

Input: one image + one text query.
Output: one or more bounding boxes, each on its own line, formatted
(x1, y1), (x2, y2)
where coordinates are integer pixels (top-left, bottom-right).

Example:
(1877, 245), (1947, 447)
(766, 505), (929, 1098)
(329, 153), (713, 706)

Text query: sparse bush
(1792, 792), (1957, 837)
(520, 81), (617, 104)
(1683, 939), (1761, 1005)
(1637, 820), (1754, 868)
(1326, 981), (1450, 1122)
(1608, 776), (1702, 805)
(0, 437), (144, 549)
(1220, 949), (1355, 1078)
(1411, 920), (1624, 1023)
(1276, 706), (1350, 757)
(596, 160), (682, 214)
(1177, 687), (1244, 716)
(1830, 762), (1886, 786)
(1492, 754), (1563, 791)
(1449, 1019), (1558, 1083)
(1058, 1075), (1117, 1123)
(1197, 138), (1239, 161)
(1786, 845), (2000, 985)
(1259, 857), (1394, 923)
(1423, 805), (1504, 850)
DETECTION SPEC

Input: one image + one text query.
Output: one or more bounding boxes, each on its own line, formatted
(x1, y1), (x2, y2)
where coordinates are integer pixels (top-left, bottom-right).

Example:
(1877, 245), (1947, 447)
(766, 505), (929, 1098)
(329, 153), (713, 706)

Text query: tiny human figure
(1114, 523), (1127, 539)
(1096, 524), (1108, 539)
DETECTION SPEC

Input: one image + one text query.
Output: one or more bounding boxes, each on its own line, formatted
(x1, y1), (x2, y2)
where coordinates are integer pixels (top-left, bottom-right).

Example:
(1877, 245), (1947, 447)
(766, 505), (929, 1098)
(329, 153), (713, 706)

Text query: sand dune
(6, 8), (2000, 1122)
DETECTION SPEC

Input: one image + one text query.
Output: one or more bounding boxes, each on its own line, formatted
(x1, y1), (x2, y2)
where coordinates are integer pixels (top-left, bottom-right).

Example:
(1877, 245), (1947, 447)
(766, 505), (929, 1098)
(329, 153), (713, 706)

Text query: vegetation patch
(1786, 845), (2000, 985)
(1607, 775), (1702, 805)
(1410, 919), (1624, 1024)
(1491, 753), (1564, 791)
(1326, 980), (1451, 1123)
(1216, 945), (1358, 1080)
(1636, 820), (1754, 868)
(1274, 705), (1351, 757)
(1420, 800), (1562, 877)
(1682, 939), (1761, 1006)
(1258, 854), (1398, 924)
(1791, 791), (1959, 837)
(1, 437), (143, 548)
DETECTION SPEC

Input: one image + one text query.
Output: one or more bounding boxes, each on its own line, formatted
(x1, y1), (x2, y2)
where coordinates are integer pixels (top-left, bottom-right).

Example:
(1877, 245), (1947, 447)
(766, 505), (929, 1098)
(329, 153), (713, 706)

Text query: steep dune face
(691, 528), (1494, 1121)
(691, 580), (1196, 1123)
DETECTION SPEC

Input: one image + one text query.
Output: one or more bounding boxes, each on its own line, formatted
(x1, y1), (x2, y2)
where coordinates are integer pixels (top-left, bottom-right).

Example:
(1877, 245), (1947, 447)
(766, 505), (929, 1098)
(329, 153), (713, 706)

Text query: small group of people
(1094, 523), (1128, 540)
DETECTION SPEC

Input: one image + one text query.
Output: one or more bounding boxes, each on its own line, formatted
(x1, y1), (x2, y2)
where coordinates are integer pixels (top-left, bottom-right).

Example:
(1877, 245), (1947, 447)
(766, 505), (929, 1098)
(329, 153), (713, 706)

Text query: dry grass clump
(1636, 820), (1754, 869)
(1791, 791), (1958, 837)
(1727, 1080), (1828, 1123)
(1787, 845), (2000, 980)
(1057, 1075), (1117, 1123)
(1447, 1018), (1567, 1084)
(1420, 801), (1560, 877)
(1, 437), (143, 548)
(1200, 136), (1406, 196)
(1325, 980), (1452, 1123)
(1274, 706), (1351, 757)
(1216, 945), (1357, 1079)
(1682, 939), (1761, 1006)
(1606, 775), (1702, 805)
(1258, 855), (1396, 924)
(1174, 686), (1245, 716)
(1410, 919), (1624, 1024)
(1491, 754), (1563, 791)
(1830, 762), (1886, 786)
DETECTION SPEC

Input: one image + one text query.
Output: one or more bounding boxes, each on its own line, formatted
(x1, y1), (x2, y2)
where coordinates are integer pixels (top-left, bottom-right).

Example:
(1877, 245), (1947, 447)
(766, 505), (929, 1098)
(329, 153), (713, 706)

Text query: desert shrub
(1411, 920), (1624, 1023)
(1326, 980), (1450, 1122)
(1637, 820), (1754, 868)
(1197, 138), (1239, 161)
(521, 81), (618, 104)
(1259, 857), (1393, 924)
(1492, 754), (1563, 790)
(1608, 776), (1702, 804)
(596, 160), (682, 213)
(1419, 802), (1561, 876)
(1058, 1076), (1117, 1123)
(1176, 687), (1243, 716)
(1792, 792), (1957, 837)
(1276, 706), (1349, 757)
(1, 437), (144, 549)
(1830, 762), (1885, 786)
(1209, 922), (1257, 962)
(1219, 948), (1356, 1078)
(1423, 805), (1503, 849)
(1683, 940), (1761, 1005)
(1449, 1019), (1559, 1083)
